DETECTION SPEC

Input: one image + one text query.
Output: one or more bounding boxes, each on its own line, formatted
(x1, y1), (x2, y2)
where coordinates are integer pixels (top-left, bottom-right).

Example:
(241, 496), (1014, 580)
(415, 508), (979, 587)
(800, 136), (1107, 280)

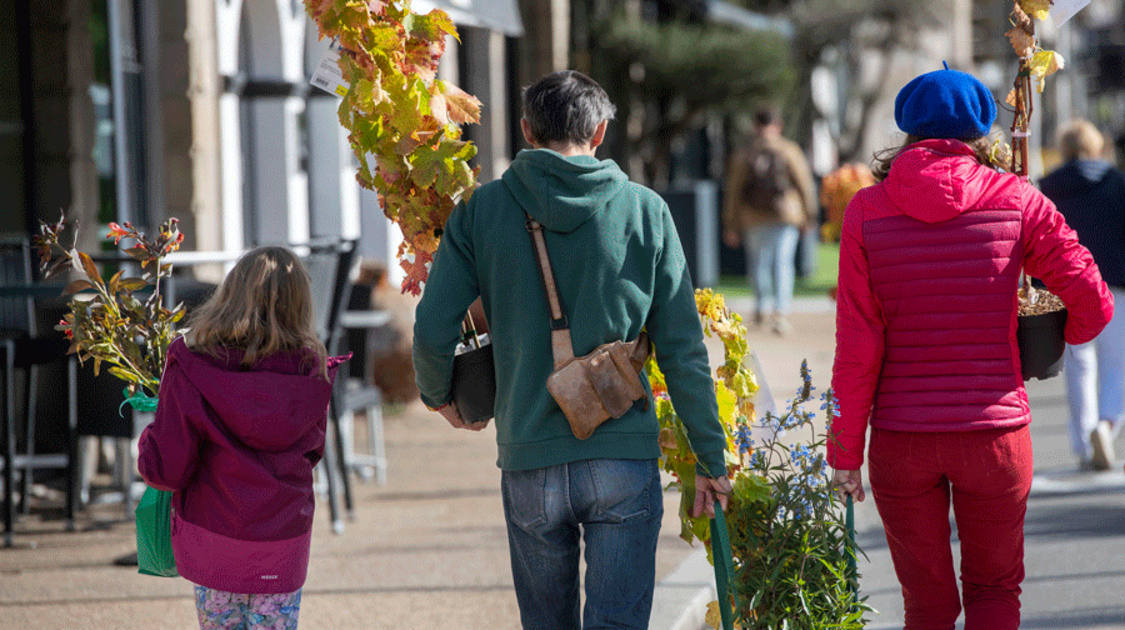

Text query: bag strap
(525, 213), (652, 373)
(525, 215), (575, 368)
(710, 502), (737, 630)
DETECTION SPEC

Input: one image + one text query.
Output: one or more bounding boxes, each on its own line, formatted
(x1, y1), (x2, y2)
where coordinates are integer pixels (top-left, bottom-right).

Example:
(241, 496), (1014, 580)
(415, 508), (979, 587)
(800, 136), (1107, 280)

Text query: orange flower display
(819, 163), (875, 243)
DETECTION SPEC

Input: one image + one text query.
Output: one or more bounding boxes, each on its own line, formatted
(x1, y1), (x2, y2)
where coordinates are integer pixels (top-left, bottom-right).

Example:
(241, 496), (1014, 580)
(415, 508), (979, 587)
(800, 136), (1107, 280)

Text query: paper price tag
(309, 38), (349, 97)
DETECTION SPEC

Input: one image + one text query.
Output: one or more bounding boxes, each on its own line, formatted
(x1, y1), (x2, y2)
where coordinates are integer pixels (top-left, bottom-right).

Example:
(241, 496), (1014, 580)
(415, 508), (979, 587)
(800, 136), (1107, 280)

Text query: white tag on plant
(1051, 0), (1090, 28)
(309, 37), (349, 97)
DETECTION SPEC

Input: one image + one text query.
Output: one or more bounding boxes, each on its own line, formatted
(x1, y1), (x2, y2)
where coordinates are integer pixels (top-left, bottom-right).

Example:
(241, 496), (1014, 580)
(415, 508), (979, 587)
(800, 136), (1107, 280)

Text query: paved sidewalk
(2, 403), (714, 630)
(0, 299), (835, 630)
(10, 296), (1119, 630)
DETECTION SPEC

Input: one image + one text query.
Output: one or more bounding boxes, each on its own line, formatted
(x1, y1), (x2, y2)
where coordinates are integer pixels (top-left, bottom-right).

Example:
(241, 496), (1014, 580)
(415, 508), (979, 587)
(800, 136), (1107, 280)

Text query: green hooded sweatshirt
(413, 149), (727, 476)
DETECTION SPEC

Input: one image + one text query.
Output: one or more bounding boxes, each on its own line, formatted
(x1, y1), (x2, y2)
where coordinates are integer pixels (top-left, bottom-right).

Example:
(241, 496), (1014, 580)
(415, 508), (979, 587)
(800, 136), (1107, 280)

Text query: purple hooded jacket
(138, 336), (346, 593)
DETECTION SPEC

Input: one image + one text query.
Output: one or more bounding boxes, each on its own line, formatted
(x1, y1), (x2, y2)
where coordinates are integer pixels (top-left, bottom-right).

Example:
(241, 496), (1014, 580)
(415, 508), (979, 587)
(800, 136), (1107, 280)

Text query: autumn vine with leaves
(1000, 0), (1073, 310)
(304, 0), (483, 295)
(1003, 0), (1065, 178)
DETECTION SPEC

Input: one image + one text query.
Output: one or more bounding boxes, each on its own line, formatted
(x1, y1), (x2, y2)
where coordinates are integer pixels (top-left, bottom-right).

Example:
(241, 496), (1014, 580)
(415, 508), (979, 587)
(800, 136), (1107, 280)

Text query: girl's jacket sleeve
(828, 195), (883, 471)
(137, 355), (203, 492)
(1020, 187), (1114, 344)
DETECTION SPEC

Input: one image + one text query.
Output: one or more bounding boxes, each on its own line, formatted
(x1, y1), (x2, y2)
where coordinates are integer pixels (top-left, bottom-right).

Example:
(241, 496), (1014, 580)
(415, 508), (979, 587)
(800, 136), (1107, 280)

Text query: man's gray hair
(521, 70), (616, 146)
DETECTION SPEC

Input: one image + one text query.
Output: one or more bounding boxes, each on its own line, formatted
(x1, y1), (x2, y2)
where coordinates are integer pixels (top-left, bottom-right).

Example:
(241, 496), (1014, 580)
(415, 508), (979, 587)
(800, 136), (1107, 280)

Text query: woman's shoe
(1089, 421), (1115, 471)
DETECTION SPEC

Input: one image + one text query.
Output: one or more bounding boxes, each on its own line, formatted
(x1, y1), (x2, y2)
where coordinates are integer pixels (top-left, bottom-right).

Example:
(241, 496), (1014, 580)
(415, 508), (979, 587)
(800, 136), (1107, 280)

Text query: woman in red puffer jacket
(828, 67), (1114, 630)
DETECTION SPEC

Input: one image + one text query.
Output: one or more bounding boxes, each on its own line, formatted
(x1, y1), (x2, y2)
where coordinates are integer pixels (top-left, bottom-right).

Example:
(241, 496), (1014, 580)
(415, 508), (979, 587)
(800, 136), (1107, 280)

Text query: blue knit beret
(894, 69), (997, 139)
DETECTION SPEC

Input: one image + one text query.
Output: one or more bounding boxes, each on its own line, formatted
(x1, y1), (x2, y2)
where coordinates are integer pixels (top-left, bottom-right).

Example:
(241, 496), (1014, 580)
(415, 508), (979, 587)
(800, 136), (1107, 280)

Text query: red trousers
(868, 425), (1033, 630)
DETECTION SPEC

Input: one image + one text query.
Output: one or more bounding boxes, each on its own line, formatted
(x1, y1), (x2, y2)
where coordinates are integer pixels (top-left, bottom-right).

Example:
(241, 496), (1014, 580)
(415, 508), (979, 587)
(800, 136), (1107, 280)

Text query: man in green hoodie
(413, 70), (731, 630)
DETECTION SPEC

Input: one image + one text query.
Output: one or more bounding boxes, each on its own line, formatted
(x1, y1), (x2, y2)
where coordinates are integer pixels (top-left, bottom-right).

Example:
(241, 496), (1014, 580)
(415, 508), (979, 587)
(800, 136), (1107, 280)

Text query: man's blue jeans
(501, 458), (664, 630)
(745, 223), (801, 316)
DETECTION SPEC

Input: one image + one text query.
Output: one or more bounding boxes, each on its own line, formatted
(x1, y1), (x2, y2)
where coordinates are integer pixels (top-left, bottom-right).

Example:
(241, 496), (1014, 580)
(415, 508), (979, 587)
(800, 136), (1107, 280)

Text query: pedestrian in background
(722, 106), (818, 335)
(139, 247), (347, 630)
(413, 70), (731, 630)
(829, 68), (1113, 630)
(1040, 119), (1125, 472)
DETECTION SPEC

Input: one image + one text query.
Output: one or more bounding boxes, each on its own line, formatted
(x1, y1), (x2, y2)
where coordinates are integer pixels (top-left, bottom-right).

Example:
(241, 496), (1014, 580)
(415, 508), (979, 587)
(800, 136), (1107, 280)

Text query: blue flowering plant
(651, 289), (870, 629)
(720, 362), (871, 629)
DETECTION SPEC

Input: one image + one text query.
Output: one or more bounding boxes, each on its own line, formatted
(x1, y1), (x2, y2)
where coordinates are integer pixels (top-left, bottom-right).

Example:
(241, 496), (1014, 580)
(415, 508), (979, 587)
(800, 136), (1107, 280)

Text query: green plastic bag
(136, 485), (178, 577)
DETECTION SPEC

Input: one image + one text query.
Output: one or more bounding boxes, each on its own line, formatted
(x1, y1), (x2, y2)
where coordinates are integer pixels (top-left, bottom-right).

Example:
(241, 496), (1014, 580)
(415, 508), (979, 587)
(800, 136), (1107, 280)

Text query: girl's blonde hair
(1058, 119), (1104, 161)
(872, 135), (993, 182)
(187, 246), (327, 378)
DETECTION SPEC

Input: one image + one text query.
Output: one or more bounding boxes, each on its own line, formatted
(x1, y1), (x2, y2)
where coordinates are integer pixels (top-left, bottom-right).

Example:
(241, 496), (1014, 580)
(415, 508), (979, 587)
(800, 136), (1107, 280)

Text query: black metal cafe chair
(0, 237), (78, 547)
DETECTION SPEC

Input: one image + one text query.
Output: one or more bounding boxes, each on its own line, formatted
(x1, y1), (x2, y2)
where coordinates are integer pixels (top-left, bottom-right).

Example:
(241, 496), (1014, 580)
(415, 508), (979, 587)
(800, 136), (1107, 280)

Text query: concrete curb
(650, 547), (715, 630)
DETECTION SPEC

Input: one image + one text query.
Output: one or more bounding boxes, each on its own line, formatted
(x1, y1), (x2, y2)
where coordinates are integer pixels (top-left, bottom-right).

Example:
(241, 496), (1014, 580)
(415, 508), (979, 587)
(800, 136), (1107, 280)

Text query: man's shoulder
(775, 136), (808, 162)
(457, 177), (520, 217)
(473, 177), (516, 200)
(621, 180), (665, 208)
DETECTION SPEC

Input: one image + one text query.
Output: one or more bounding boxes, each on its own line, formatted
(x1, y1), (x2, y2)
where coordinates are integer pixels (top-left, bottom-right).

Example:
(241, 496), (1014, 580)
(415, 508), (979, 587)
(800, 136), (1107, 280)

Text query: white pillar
(186, 0), (223, 262)
(218, 93), (245, 250)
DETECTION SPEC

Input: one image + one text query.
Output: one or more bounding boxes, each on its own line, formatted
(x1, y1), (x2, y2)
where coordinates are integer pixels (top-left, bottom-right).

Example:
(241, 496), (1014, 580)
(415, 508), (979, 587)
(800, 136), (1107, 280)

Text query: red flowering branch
(33, 213), (186, 397)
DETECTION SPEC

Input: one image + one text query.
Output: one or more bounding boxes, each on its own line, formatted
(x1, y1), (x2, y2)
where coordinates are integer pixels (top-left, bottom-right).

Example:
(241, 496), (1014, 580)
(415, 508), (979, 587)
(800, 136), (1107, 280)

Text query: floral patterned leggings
(194, 585), (301, 630)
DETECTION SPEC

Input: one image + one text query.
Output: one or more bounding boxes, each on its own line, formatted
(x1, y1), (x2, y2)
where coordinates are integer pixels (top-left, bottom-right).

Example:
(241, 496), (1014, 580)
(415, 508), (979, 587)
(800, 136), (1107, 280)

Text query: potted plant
(33, 214), (186, 404)
(654, 290), (870, 629)
(34, 213), (186, 577)
(304, 0), (482, 296)
(1017, 278), (1067, 380)
(305, 0), (496, 421)
(1000, 0), (1070, 381)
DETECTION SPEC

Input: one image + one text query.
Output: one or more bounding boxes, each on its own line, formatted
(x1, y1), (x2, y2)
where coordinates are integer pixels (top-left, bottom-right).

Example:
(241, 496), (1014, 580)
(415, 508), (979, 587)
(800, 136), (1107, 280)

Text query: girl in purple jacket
(828, 69), (1113, 629)
(139, 246), (344, 630)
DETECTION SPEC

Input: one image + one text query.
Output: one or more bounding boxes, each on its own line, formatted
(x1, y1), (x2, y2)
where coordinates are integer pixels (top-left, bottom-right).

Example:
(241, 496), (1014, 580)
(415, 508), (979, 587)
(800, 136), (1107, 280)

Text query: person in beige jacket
(723, 107), (817, 335)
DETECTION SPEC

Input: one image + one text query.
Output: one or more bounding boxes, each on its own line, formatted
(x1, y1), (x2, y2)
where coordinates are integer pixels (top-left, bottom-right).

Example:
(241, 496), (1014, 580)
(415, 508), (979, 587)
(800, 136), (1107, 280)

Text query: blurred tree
(735, 0), (942, 163)
(573, 0), (793, 188)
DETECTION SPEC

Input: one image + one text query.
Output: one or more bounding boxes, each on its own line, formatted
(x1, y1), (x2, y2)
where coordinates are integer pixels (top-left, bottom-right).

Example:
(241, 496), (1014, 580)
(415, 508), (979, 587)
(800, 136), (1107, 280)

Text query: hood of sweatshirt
(1040, 159), (1115, 199)
(883, 139), (1000, 224)
(501, 149), (631, 233)
(167, 337), (344, 452)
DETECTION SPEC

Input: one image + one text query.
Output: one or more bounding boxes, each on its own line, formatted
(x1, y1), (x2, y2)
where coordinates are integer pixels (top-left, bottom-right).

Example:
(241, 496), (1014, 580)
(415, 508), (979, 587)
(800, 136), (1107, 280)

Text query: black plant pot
(1017, 308), (1067, 381)
(451, 339), (496, 424)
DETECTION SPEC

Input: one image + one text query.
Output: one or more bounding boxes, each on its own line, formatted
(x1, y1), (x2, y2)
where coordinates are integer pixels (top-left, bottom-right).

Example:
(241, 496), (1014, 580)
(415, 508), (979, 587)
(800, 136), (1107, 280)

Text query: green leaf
(107, 366), (140, 384)
(409, 8), (457, 43)
(410, 138), (470, 189)
(119, 278), (149, 293)
(388, 82), (426, 135)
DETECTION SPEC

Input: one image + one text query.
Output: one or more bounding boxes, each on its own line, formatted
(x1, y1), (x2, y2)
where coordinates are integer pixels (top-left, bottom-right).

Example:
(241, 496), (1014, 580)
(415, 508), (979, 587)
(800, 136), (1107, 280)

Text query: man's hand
(832, 469), (865, 503)
(723, 229), (741, 249)
(691, 475), (733, 518)
(436, 402), (490, 432)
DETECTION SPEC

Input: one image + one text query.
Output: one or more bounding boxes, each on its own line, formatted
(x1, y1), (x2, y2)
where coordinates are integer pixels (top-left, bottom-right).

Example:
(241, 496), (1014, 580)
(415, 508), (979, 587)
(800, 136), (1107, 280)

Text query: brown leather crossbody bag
(525, 214), (651, 440)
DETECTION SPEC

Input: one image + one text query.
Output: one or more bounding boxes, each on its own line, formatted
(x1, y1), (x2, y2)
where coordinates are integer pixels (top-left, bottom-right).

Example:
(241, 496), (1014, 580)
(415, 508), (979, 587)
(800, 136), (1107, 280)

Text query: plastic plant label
(1051, 0), (1090, 27)
(309, 38), (349, 97)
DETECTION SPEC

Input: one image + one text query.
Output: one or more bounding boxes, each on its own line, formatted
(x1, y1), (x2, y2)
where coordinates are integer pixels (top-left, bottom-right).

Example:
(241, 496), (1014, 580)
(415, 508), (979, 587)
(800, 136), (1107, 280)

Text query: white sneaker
(1089, 421), (1115, 471)
(771, 315), (793, 337)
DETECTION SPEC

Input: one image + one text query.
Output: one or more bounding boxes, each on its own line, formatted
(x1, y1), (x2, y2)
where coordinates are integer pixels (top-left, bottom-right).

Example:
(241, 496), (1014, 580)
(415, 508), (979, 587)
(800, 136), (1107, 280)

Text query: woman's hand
(832, 469), (865, 503)
(692, 475), (733, 518)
